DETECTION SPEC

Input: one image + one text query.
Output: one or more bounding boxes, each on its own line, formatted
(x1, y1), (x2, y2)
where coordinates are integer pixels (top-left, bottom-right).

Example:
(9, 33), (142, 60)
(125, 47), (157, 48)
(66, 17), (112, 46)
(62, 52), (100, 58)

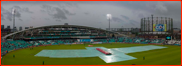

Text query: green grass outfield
(2, 43), (181, 65)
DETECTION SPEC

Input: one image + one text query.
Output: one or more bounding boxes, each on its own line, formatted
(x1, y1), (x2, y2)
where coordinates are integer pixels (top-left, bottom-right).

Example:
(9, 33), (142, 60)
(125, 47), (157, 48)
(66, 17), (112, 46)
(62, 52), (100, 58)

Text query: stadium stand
(2, 37), (180, 56)
(1, 24), (180, 57)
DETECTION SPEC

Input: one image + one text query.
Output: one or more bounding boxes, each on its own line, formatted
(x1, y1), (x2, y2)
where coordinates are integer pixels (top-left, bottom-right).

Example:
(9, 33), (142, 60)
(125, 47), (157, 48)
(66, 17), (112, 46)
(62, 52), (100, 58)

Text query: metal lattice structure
(140, 15), (173, 38)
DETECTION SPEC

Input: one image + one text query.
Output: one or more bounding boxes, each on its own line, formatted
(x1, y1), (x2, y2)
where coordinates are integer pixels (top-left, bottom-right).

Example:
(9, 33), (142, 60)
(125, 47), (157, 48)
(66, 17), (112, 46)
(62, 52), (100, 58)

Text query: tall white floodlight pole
(107, 14), (112, 37)
(12, 8), (16, 32)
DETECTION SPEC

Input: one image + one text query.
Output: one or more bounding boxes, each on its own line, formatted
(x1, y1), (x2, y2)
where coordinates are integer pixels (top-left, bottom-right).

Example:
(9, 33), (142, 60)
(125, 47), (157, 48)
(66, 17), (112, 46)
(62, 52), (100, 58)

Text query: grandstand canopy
(2, 24), (115, 40)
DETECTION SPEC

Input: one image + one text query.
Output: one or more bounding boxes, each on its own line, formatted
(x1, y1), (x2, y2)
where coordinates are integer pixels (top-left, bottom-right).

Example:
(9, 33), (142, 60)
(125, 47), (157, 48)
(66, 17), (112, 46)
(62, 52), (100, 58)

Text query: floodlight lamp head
(107, 14), (112, 19)
(12, 8), (16, 14)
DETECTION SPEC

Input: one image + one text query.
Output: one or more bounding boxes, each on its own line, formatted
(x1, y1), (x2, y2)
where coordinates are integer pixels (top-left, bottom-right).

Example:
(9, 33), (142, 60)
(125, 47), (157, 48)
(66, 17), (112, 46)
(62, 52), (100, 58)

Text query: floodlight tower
(107, 14), (112, 37)
(12, 8), (16, 32)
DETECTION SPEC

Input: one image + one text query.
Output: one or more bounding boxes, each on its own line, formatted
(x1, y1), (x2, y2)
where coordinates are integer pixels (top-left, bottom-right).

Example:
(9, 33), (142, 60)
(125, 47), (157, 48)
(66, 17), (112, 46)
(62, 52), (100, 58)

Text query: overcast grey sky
(1, 1), (181, 30)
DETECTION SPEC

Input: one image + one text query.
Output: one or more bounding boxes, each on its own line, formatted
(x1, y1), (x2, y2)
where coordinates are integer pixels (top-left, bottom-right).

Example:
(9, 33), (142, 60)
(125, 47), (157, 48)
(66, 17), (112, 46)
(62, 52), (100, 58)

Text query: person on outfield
(43, 61), (44, 65)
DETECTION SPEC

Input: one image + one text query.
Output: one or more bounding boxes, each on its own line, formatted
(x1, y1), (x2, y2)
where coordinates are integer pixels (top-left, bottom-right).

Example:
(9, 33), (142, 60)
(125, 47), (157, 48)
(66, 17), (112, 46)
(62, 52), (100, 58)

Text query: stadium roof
(2, 25), (115, 39)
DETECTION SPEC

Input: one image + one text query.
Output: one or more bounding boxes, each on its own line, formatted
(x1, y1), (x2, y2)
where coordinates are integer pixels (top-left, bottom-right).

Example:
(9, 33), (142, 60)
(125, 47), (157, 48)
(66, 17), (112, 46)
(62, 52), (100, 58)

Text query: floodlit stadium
(1, 1), (181, 65)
